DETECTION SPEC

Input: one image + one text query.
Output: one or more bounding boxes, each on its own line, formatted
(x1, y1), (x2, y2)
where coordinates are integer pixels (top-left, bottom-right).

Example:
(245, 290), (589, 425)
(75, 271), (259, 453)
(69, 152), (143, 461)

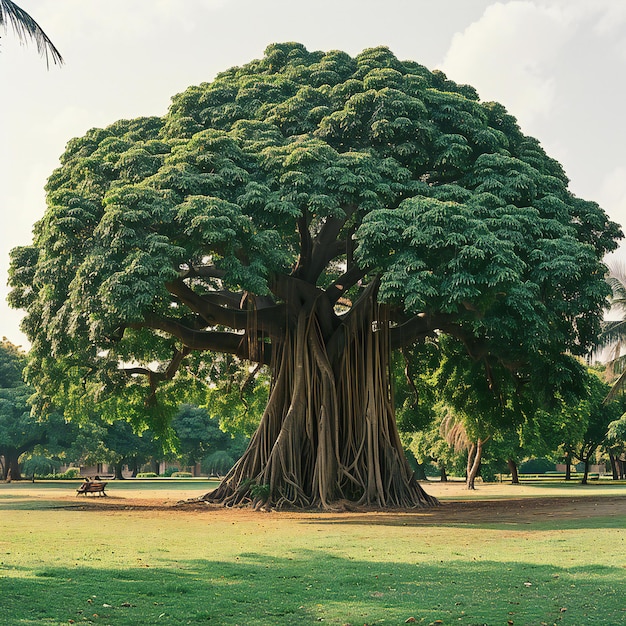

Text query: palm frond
(597, 319), (626, 351)
(606, 261), (626, 312)
(604, 367), (626, 403)
(0, 0), (63, 67)
(440, 412), (469, 453)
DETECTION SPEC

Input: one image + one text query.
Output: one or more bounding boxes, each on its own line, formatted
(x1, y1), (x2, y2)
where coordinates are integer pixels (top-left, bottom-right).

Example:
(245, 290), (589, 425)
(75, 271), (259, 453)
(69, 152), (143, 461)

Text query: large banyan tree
(9, 44), (621, 509)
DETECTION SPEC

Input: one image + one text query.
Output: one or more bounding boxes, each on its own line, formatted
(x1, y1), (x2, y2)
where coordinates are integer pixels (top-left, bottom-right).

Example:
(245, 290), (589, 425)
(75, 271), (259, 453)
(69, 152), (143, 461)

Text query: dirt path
(58, 493), (626, 526)
(4, 480), (625, 525)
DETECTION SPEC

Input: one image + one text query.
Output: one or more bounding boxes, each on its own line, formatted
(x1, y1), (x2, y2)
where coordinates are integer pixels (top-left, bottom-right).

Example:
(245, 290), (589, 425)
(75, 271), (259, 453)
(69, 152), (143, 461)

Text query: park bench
(76, 481), (107, 496)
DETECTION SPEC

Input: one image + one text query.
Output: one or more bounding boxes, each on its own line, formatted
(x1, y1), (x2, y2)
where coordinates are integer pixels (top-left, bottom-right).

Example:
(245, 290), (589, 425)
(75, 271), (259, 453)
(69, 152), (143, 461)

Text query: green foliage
(203, 449), (235, 476)
(607, 413), (626, 443)
(8, 43), (621, 443)
(171, 403), (247, 470)
(393, 342), (439, 433)
(574, 371), (624, 465)
(519, 458), (556, 474)
(249, 482), (271, 502)
(37, 467), (81, 480)
(21, 454), (61, 477)
(170, 471), (193, 478)
(203, 361), (269, 437)
(0, 339), (76, 478)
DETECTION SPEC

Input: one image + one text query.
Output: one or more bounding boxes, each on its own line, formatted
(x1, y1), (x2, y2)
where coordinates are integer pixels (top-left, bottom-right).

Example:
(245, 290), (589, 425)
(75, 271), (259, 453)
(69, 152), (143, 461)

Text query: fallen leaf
(405, 619), (417, 624)
(560, 607), (567, 612)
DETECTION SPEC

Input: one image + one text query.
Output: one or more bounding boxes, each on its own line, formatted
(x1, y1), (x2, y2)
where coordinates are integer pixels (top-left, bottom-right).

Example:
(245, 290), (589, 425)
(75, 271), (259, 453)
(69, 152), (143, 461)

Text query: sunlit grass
(1, 480), (625, 625)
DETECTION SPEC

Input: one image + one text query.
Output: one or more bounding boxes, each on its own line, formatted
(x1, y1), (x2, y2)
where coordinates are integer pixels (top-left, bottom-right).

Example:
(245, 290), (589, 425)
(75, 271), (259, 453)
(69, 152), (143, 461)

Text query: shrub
(161, 466), (181, 477)
(21, 455), (61, 477)
(520, 458), (556, 474)
(136, 472), (158, 478)
(171, 471), (193, 478)
(202, 450), (235, 476)
(38, 467), (82, 480)
(250, 482), (271, 501)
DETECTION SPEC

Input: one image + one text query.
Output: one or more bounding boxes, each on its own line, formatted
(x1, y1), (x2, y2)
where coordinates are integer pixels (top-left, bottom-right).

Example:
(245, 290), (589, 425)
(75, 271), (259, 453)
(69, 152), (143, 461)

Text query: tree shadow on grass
(1, 551), (624, 625)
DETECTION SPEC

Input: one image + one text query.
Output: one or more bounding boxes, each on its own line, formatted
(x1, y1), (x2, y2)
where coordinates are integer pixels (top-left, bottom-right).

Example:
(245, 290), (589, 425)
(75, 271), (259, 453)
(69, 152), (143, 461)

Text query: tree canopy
(0, 339), (71, 480)
(9, 43), (621, 508)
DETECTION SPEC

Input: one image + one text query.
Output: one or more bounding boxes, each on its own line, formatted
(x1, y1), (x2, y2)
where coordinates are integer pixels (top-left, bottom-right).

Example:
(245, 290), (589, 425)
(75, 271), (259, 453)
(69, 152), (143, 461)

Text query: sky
(2, 0), (626, 347)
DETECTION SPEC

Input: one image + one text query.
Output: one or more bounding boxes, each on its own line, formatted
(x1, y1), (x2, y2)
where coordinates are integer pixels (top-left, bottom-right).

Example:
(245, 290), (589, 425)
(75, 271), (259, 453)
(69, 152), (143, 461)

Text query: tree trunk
(439, 463), (448, 482)
(3, 449), (22, 481)
(564, 451), (572, 481)
(507, 459), (519, 485)
(204, 288), (437, 510)
(466, 439), (483, 490)
(581, 457), (590, 485)
(414, 463), (427, 481)
(114, 462), (125, 480)
(609, 452), (618, 480)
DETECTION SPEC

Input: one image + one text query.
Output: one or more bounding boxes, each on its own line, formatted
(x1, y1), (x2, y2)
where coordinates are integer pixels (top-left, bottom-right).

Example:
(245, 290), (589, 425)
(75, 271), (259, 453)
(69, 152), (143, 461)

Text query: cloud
(38, 0), (229, 39)
(440, 1), (574, 127)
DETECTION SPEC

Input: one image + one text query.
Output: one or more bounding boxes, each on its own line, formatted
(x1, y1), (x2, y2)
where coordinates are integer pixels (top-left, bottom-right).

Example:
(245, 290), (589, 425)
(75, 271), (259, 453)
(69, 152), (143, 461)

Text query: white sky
(2, 0), (626, 347)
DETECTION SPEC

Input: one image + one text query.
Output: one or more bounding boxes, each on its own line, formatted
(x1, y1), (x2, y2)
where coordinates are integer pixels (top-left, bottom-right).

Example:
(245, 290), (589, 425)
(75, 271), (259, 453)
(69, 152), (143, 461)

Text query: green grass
(1, 481), (625, 625)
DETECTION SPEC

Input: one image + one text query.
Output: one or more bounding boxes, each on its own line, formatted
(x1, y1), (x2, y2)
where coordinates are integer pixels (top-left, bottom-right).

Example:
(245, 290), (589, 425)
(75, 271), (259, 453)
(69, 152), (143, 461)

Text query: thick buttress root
(204, 289), (438, 510)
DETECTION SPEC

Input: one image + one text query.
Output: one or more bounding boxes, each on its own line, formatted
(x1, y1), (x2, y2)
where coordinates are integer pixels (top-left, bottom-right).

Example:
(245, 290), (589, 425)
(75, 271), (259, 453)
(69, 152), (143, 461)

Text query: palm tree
(597, 261), (626, 400)
(0, 0), (63, 66)
(440, 411), (490, 490)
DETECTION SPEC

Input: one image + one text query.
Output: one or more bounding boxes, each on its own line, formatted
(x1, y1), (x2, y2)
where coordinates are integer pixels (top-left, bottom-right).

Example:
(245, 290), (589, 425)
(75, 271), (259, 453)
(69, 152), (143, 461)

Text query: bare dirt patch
(58, 491), (626, 526)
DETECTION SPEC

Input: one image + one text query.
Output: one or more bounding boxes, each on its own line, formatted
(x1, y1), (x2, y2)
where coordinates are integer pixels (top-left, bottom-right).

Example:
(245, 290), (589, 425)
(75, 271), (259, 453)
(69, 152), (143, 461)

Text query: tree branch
(304, 205), (357, 283)
(178, 263), (226, 280)
(166, 279), (285, 336)
(293, 212), (312, 277)
(136, 315), (272, 364)
(325, 265), (368, 305)
(389, 314), (437, 349)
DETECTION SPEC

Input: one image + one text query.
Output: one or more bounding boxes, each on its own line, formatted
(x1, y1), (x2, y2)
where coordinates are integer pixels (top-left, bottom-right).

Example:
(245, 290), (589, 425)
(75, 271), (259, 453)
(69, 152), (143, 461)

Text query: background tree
(9, 44), (620, 509)
(0, 0), (63, 66)
(596, 262), (626, 400)
(102, 420), (161, 479)
(0, 339), (35, 479)
(202, 355), (270, 438)
(172, 403), (231, 469)
(0, 339), (73, 480)
(606, 414), (626, 479)
(574, 371), (623, 484)
(405, 423), (453, 482)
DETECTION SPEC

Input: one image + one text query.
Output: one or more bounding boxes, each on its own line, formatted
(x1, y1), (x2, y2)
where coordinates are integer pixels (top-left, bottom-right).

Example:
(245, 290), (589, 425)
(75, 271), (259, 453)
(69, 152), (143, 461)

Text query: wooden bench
(76, 481), (107, 496)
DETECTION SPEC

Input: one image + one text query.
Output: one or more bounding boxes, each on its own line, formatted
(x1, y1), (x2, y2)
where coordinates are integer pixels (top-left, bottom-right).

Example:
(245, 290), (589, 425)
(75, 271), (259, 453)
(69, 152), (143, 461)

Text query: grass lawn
(1, 479), (625, 625)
